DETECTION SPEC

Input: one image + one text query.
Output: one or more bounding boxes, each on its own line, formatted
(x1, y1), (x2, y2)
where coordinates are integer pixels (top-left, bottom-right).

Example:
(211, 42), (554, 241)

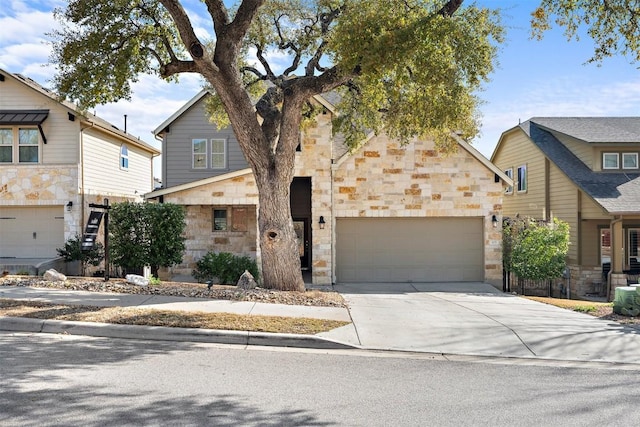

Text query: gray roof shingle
(521, 119), (640, 214)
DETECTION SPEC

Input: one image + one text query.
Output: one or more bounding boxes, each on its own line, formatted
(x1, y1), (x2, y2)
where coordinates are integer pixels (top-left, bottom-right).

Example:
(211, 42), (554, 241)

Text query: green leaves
(506, 217), (570, 281)
(329, 0), (503, 150)
(532, 0), (640, 64)
(109, 202), (186, 274)
(49, 0), (182, 108)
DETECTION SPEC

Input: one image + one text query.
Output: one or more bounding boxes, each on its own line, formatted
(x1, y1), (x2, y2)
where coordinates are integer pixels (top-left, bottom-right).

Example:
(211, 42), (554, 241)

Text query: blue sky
(1, 0), (640, 163)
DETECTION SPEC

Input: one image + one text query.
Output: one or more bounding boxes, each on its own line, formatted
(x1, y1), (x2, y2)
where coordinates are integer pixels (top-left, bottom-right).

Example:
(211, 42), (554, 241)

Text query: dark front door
(293, 218), (310, 270)
(290, 177), (312, 271)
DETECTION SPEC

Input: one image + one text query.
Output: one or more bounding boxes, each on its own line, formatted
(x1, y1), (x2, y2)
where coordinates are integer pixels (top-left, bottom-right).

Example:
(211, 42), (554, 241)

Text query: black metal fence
(503, 271), (566, 297)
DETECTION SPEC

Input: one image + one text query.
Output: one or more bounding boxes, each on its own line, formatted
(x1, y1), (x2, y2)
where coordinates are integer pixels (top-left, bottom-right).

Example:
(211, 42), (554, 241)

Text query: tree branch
(203, 0), (230, 29)
(158, 0), (214, 66)
(160, 60), (199, 78)
(437, 0), (463, 17)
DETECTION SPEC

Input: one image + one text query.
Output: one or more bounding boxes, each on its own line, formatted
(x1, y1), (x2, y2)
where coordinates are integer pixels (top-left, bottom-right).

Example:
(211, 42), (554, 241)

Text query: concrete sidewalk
(0, 285), (359, 350)
(3, 283), (640, 366)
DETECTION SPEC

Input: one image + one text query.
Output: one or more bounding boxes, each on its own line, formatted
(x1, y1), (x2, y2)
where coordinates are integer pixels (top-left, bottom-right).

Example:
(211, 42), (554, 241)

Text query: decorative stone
(44, 269), (66, 282)
(126, 274), (149, 287)
(237, 270), (257, 290)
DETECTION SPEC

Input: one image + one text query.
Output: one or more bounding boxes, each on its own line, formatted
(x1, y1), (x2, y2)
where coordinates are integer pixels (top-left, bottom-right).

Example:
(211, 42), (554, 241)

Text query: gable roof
(519, 119), (640, 214)
(529, 117), (640, 143)
(0, 68), (160, 155)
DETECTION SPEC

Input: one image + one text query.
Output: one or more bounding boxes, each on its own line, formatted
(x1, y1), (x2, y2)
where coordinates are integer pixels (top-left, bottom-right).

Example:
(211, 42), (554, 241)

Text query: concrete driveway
(329, 282), (640, 364)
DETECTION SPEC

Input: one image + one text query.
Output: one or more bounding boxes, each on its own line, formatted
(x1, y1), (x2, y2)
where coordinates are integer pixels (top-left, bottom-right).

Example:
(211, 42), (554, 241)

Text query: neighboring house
(147, 90), (511, 288)
(491, 117), (640, 298)
(0, 68), (160, 274)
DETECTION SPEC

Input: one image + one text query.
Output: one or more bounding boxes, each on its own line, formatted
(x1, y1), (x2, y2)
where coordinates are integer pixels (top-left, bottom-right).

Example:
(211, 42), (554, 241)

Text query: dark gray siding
(162, 97), (249, 188)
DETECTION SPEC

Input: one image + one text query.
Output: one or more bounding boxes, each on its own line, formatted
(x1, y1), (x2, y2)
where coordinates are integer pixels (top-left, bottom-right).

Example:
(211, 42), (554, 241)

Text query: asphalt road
(1, 331), (640, 426)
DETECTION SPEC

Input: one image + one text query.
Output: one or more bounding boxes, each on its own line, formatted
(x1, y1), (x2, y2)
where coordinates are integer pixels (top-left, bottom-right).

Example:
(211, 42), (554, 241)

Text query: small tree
(109, 202), (186, 276)
(57, 234), (104, 276)
(509, 218), (570, 281)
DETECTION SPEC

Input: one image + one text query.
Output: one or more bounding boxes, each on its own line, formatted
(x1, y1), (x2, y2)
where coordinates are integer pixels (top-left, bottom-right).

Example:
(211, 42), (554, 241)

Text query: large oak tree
(49, 0), (503, 291)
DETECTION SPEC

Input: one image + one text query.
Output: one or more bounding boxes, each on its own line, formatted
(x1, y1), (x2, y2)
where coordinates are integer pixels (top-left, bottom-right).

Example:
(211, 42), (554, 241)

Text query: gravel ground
(0, 276), (346, 307)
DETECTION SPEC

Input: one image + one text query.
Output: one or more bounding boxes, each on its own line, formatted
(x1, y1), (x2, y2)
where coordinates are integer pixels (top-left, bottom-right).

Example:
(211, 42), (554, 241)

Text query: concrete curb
(0, 316), (358, 350)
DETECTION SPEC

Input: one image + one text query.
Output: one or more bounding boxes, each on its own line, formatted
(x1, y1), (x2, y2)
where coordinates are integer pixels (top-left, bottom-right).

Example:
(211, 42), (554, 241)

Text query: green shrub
(193, 252), (259, 285)
(57, 234), (104, 276)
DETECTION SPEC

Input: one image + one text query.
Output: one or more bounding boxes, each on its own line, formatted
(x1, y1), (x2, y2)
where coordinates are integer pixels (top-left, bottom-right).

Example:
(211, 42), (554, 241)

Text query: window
(213, 208), (228, 231)
(120, 144), (129, 170)
(603, 153), (619, 169)
(211, 138), (226, 169)
(18, 128), (39, 163)
(212, 207), (249, 232)
(623, 153), (638, 169)
(192, 138), (207, 169)
(517, 165), (527, 192)
(504, 168), (513, 194)
(0, 128), (13, 163)
(629, 229), (640, 267)
(600, 228), (611, 265)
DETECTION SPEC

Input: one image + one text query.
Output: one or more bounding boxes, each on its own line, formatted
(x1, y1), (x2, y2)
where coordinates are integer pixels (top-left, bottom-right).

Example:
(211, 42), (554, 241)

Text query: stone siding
(332, 136), (504, 287)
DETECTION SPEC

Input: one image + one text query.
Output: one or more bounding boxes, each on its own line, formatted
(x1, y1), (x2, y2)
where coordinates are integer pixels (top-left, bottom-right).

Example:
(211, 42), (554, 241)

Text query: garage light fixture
(492, 215), (498, 228)
(319, 216), (326, 229)
(66, 201), (73, 212)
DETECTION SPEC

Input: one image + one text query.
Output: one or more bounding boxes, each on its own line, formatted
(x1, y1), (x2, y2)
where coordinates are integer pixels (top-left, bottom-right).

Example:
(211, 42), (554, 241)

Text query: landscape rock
(126, 274), (149, 287)
(237, 270), (258, 290)
(0, 276), (346, 307)
(44, 269), (66, 282)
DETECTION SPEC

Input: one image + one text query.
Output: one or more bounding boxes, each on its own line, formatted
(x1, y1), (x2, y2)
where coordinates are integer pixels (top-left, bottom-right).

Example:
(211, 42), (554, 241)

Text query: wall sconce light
(319, 216), (326, 229)
(492, 214), (498, 228)
(66, 201), (73, 212)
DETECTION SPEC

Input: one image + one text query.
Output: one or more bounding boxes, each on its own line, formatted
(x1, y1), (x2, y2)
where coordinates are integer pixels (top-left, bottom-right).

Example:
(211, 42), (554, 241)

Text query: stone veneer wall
(332, 136), (504, 287)
(294, 112), (334, 285)
(0, 164), (80, 240)
(159, 174), (260, 280)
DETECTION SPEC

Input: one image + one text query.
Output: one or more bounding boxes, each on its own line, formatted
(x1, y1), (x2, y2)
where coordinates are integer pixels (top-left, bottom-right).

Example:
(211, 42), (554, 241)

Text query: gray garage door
(0, 206), (64, 258)
(336, 217), (484, 283)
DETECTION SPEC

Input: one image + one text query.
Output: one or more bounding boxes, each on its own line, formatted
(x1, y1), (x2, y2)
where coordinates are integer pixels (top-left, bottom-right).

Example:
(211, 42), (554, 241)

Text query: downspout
(79, 120), (95, 236)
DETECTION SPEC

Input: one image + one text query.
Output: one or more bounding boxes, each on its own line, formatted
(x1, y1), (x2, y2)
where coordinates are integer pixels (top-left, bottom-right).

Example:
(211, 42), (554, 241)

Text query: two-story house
(491, 117), (640, 299)
(0, 68), (160, 275)
(147, 90), (511, 288)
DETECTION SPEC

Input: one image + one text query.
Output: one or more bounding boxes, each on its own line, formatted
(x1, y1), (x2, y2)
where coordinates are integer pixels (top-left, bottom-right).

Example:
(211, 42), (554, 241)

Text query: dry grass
(0, 299), (349, 335)
(524, 296), (640, 326)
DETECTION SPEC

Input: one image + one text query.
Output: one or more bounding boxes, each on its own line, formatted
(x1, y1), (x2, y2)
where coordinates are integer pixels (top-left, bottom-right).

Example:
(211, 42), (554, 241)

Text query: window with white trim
(192, 138), (207, 169)
(0, 128), (13, 163)
(603, 153), (620, 169)
(623, 153), (638, 169)
(517, 165), (527, 192)
(120, 144), (129, 170)
(19, 128), (39, 163)
(211, 138), (226, 169)
(504, 168), (513, 195)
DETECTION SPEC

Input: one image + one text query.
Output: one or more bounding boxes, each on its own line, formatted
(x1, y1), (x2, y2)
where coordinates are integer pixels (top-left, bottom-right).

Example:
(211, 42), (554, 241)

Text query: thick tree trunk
(255, 172), (305, 292)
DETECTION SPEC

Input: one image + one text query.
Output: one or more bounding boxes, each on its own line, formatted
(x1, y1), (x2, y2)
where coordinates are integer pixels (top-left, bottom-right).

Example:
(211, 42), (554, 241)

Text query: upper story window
(623, 153), (638, 169)
(192, 138), (207, 169)
(0, 128), (13, 163)
(0, 127), (39, 163)
(19, 128), (39, 163)
(504, 168), (513, 195)
(211, 138), (226, 169)
(517, 164), (527, 192)
(120, 144), (129, 170)
(602, 152), (639, 170)
(603, 152), (620, 169)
